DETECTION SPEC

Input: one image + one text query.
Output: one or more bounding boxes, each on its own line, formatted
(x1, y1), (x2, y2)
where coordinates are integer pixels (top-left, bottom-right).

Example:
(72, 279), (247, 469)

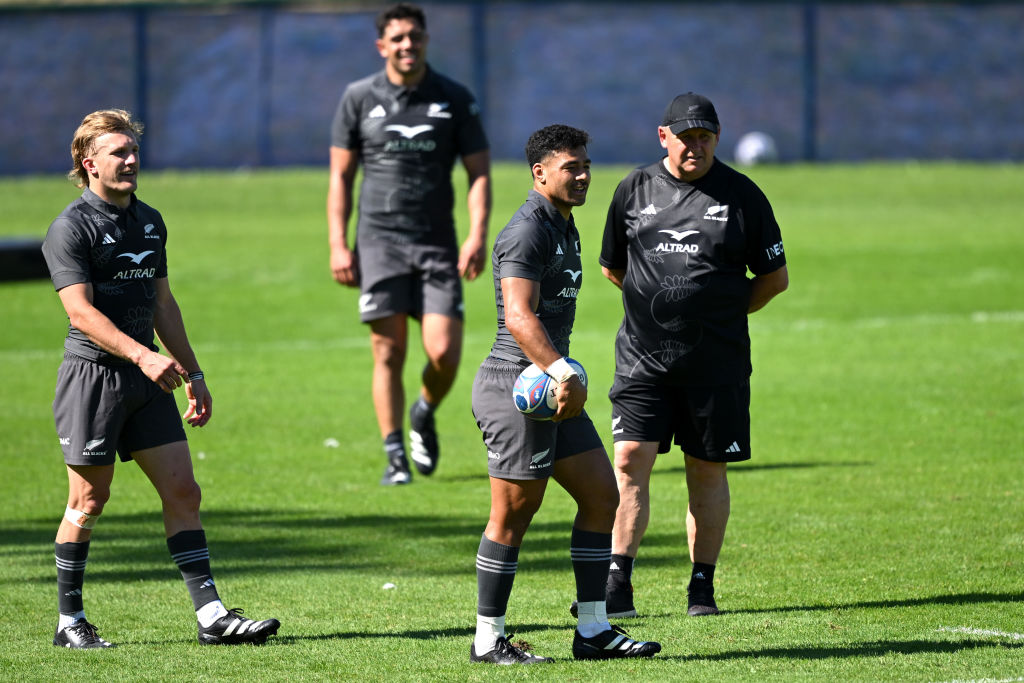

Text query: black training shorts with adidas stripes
(355, 237), (463, 323)
(53, 352), (187, 466)
(608, 377), (751, 462)
(472, 359), (604, 480)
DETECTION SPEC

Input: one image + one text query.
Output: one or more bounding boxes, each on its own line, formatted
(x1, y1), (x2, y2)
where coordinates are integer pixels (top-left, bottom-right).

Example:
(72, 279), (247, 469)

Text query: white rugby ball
(512, 358), (587, 420)
(734, 131), (779, 165)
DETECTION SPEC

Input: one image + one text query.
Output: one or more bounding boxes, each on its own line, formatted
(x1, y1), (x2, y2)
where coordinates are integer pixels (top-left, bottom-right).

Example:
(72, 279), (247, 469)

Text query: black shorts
(355, 237), (463, 323)
(53, 353), (187, 466)
(472, 360), (604, 480)
(608, 377), (751, 462)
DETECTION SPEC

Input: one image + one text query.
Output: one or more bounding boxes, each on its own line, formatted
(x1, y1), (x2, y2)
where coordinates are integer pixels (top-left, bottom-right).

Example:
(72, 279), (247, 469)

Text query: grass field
(1, 161), (1022, 681)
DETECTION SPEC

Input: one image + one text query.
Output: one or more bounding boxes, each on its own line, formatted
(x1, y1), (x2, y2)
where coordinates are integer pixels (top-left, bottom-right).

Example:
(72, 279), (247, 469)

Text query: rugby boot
(409, 400), (439, 476)
(381, 445), (412, 486)
(572, 624), (661, 660)
(53, 619), (115, 649)
(198, 608), (280, 645)
(470, 636), (554, 664)
(687, 582), (720, 616)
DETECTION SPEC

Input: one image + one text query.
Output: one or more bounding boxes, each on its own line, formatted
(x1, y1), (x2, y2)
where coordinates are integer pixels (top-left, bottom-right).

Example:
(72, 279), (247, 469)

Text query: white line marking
(937, 625), (1024, 640)
(774, 310), (1024, 332)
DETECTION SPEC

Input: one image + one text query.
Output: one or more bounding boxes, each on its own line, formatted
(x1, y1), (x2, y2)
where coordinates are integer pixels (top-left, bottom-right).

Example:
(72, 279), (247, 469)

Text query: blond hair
(68, 109), (144, 188)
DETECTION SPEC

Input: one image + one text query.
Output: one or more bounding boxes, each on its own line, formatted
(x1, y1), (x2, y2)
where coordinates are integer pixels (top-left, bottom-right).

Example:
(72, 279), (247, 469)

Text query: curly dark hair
(524, 124), (591, 167)
(376, 3), (426, 36)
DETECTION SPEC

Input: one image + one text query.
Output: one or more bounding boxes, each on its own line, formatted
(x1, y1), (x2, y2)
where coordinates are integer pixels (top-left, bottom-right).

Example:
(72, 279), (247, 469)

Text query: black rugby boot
(409, 400), (439, 476)
(198, 608), (280, 645)
(470, 636), (554, 665)
(572, 624), (661, 660)
(53, 619), (115, 649)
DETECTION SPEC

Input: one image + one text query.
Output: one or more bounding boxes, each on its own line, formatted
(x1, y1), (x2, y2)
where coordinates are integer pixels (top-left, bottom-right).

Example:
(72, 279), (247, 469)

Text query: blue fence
(1, 2), (1022, 174)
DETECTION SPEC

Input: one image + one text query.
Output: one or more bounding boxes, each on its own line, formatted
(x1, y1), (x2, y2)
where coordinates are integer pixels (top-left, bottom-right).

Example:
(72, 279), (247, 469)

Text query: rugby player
(327, 2), (491, 485)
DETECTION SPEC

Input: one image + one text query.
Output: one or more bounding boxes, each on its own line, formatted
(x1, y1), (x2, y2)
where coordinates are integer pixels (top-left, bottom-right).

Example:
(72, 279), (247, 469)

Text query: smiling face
(83, 131), (139, 208)
(532, 146), (591, 218)
(376, 17), (428, 85)
(660, 125), (720, 182)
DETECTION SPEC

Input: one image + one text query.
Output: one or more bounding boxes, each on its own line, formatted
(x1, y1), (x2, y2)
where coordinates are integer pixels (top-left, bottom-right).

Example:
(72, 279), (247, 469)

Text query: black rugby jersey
(600, 158), (786, 386)
(331, 66), (489, 248)
(42, 188), (169, 364)
(487, 190), (584, 365)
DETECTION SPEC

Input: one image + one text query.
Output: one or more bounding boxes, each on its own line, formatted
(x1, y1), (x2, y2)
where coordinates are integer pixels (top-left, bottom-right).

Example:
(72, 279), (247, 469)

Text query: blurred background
(1, 0), (1022, 174)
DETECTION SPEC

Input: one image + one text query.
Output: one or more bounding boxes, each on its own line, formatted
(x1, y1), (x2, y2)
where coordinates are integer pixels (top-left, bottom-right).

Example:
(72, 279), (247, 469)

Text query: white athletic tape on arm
(546, 357), (578, 384)
(64, 505), (98, 529)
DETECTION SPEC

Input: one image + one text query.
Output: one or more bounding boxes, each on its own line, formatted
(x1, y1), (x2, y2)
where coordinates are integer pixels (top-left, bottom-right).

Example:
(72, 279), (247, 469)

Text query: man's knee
(421, 316), (462, 370)
(685, 455), (728, 487)
(164, 478), (202, 513)
(489, 500), (542, 542)
(67, 483), (111, 517)
(614, 443), (657, 481)
(426, 342), (461, 374)
(371, 334), (407, 366)
(64, 504), (101, 529)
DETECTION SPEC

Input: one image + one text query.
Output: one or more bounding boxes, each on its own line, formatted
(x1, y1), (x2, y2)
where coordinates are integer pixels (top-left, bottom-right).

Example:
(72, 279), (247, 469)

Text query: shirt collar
(82, 187), (138, 219)
(376, 64), (435, 99)
(526, 189), (573, 233)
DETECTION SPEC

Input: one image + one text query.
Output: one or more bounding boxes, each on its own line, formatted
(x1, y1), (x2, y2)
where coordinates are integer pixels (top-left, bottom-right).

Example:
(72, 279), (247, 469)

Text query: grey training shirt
(331, 66), (489, 248)
(42, 188), (169, 364)
(487, 190), (584, 365)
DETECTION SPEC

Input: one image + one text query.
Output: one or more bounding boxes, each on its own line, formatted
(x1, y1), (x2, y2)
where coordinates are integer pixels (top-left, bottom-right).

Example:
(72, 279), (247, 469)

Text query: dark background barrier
(1, 1), (1022, 173)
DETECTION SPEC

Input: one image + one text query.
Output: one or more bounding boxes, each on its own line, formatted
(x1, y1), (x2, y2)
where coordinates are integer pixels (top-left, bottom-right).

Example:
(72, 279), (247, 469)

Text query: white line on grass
(777, 310), (1024, 332)
(937, 625), (1024, 640)
(931, 678), (1024, 683)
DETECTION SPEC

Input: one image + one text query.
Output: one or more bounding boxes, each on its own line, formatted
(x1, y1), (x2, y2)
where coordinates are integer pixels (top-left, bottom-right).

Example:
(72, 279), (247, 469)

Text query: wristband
(187, 371), (205, 382)
(545, 357), (578, 384)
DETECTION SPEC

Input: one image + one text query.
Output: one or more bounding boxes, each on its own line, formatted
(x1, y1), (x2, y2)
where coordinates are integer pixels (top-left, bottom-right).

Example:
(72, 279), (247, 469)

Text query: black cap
(661, 92), (719, 135)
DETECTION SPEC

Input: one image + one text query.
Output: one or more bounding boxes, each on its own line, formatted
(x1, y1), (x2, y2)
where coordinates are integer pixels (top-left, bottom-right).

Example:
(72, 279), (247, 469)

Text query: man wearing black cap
(597, 92), (789, 618)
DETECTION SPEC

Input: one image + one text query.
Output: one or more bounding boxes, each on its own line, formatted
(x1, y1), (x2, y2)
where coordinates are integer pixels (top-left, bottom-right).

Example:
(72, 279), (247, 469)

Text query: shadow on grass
(275, 624), (496, 644)
(656, 637), (1023, 662)
(130, 623), (554, 646)
(655, 460), (871, 476)
(722, 590), (1024, 615)
(8, 510), (657, 582)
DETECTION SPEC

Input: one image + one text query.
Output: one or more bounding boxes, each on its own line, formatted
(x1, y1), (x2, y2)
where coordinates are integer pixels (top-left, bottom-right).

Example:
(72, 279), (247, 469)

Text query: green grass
(1, 162), (1022, 681)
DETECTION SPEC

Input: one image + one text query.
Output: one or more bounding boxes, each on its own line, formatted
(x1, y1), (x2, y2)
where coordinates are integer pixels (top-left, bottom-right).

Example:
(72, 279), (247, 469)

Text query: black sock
(384, 430), (405, 460)
(609, 553), (635, 585)
(167, 529), (221, 611)
(476, 534), (518, 618)
(571, 528), (612, 602)
(689, 561), (716, 593)
(55, 541), (89, 615)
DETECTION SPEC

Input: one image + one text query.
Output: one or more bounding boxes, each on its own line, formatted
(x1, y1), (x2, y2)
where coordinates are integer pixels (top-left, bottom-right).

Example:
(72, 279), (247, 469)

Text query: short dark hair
(376, 3), (426, 37)
(524, 124), (591, 167)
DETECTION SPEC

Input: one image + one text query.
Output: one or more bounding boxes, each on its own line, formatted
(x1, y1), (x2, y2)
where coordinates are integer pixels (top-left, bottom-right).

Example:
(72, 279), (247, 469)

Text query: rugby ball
(734, 131), (779, 165)
(512, 358), (587, 420)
